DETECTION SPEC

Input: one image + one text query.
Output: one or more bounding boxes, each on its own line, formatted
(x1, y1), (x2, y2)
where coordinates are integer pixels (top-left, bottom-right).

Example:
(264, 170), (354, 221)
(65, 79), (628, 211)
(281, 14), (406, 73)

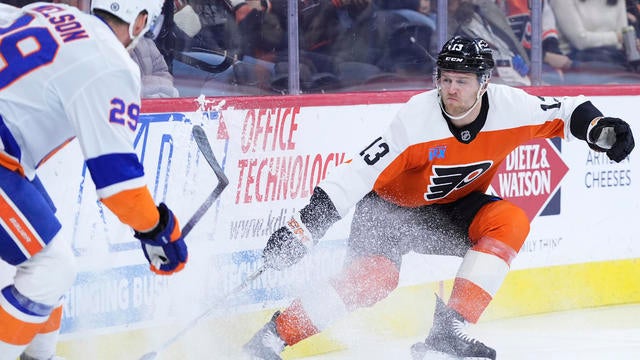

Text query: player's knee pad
(330, 255), (399, 311)
(469, 200), (530, 259)
(14, 235), (76, 306)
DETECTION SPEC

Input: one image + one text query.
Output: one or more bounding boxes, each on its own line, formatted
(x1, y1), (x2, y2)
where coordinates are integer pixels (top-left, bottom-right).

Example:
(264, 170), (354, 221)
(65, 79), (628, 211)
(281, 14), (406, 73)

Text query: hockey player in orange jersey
(0, 1), (187, 359)
(243, 35), (635, 360)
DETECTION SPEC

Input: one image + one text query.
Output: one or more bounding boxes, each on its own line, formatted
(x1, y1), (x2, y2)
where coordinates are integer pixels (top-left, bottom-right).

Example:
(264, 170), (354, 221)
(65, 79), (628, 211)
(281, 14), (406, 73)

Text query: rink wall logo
(584, 150), (632, 189)
(60, 265), (169, 333)
(234, 107), (346, 204)
(489, 138), (568, 220)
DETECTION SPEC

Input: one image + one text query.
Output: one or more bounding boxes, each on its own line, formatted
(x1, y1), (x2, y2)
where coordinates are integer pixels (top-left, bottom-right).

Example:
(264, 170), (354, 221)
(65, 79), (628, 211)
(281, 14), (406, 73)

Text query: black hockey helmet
(435, 36), (495, 81)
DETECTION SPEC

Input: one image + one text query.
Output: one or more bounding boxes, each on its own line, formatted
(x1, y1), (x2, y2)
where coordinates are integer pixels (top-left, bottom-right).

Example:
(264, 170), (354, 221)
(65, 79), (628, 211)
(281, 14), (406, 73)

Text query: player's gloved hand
(134, 203), (188, 275)
(587, 117), (635, 162)
(263, 216), (313, 270)
(263, 227), (307, 270)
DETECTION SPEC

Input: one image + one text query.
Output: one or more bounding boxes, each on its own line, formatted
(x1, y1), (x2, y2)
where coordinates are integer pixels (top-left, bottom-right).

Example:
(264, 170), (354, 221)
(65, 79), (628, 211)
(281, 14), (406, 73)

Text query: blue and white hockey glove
(587, 117), (635, 162)
(135, 203), (188, 275)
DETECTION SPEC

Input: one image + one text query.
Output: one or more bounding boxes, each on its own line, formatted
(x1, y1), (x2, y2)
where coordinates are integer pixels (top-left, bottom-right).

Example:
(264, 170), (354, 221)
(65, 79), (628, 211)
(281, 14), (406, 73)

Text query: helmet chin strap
(126, 22), (143, 51)
(438, 81), (486, 121)
(126, 37), (142, 51)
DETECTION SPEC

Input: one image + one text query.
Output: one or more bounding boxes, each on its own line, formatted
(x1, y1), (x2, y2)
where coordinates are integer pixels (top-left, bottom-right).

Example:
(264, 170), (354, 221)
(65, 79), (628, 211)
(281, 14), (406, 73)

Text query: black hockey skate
(410, 295), (496, 360)
(243, 311), (286, 360)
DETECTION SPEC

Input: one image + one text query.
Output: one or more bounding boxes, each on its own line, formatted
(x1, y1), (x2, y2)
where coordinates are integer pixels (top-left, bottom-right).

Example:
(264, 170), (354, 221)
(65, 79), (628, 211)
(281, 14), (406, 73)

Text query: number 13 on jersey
(360, 136), (390, 165)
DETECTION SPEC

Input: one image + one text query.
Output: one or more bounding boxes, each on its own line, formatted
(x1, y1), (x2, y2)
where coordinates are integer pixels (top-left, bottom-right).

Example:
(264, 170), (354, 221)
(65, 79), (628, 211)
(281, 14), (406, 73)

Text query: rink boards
(1, 87), (637, 359)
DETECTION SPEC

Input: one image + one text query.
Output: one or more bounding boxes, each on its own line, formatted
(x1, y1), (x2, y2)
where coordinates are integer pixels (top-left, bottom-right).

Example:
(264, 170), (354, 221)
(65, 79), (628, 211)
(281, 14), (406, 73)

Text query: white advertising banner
(1, 90), (637, 337)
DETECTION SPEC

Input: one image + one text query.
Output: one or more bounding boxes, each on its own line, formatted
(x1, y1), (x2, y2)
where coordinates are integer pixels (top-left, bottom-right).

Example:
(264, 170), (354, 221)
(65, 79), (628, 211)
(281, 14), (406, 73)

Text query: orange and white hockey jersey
(319, 84), (590, 218)
(0, 3), (158, 231)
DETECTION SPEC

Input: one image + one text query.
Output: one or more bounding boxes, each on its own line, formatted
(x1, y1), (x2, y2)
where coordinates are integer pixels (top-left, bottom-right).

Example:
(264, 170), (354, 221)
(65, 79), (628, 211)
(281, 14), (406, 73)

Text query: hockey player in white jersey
(0, 1), (188, 359)
(243, 36), (635, 360)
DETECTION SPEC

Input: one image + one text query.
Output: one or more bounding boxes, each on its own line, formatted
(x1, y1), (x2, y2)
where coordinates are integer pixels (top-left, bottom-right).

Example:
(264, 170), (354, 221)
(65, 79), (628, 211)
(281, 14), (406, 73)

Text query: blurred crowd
(12, 0), (640, 97)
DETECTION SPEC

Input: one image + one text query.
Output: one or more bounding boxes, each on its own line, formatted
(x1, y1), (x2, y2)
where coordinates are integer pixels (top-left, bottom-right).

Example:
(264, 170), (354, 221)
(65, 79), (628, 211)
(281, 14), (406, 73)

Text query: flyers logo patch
(425, 161), (493, 200)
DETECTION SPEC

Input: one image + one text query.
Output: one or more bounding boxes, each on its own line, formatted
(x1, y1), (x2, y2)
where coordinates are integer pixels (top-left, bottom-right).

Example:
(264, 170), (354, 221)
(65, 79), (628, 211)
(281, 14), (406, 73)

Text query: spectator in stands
(154, 0), (250, 96)
(159, 0), (434, 93)
(155, 0), (203, 72)
(260, 0), (435, 91)
(447, 0), (532, 86)
(549, 0), (640, 83)
(159, 0), (283, 94)
(419, 0), (440, 56)
(154, 0), (177, 71)
(131, 36), (180, 98)
(307, 0), (435, 87)
(368, 0), (436, 77)
(230, 0), (287, 89)
(268, 0), (370, 92)
(502, 0), (573, 84)
(187, 0), (248, 58)
(188, 0), (406, 93)
(627, 0), (640, 34)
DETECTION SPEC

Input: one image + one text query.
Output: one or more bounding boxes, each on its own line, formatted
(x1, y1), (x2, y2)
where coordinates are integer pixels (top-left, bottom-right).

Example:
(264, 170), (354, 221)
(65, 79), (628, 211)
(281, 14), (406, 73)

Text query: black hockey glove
(263, 226), (309, 270)
(587, 117), (635, 162)
(263, 187), (339, 270)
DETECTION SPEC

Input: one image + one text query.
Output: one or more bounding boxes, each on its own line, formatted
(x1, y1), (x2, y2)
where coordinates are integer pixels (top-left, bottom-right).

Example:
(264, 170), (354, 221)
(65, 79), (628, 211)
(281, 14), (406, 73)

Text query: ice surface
(303, 303), (640, 360)
(61, 302), (640, 359)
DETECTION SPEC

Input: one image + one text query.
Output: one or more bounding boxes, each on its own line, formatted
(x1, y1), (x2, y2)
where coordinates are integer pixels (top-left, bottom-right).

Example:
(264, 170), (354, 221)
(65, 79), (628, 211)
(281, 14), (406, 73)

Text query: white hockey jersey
(320, 84), (589, 217)
(0, 3), (158, 230)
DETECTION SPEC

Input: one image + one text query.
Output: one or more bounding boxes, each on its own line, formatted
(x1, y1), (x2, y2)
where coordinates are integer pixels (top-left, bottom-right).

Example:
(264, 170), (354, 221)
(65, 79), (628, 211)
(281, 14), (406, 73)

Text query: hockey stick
(138, 126), (261, 359)
(138, 265), (268, 360)
(139, 125), (229, 358)
(180, 125), (229, 237)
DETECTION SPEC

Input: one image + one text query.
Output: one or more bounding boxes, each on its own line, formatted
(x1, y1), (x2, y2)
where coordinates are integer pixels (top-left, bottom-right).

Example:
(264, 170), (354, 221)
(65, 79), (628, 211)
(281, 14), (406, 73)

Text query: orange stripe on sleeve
(101, 187), (159, 232)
